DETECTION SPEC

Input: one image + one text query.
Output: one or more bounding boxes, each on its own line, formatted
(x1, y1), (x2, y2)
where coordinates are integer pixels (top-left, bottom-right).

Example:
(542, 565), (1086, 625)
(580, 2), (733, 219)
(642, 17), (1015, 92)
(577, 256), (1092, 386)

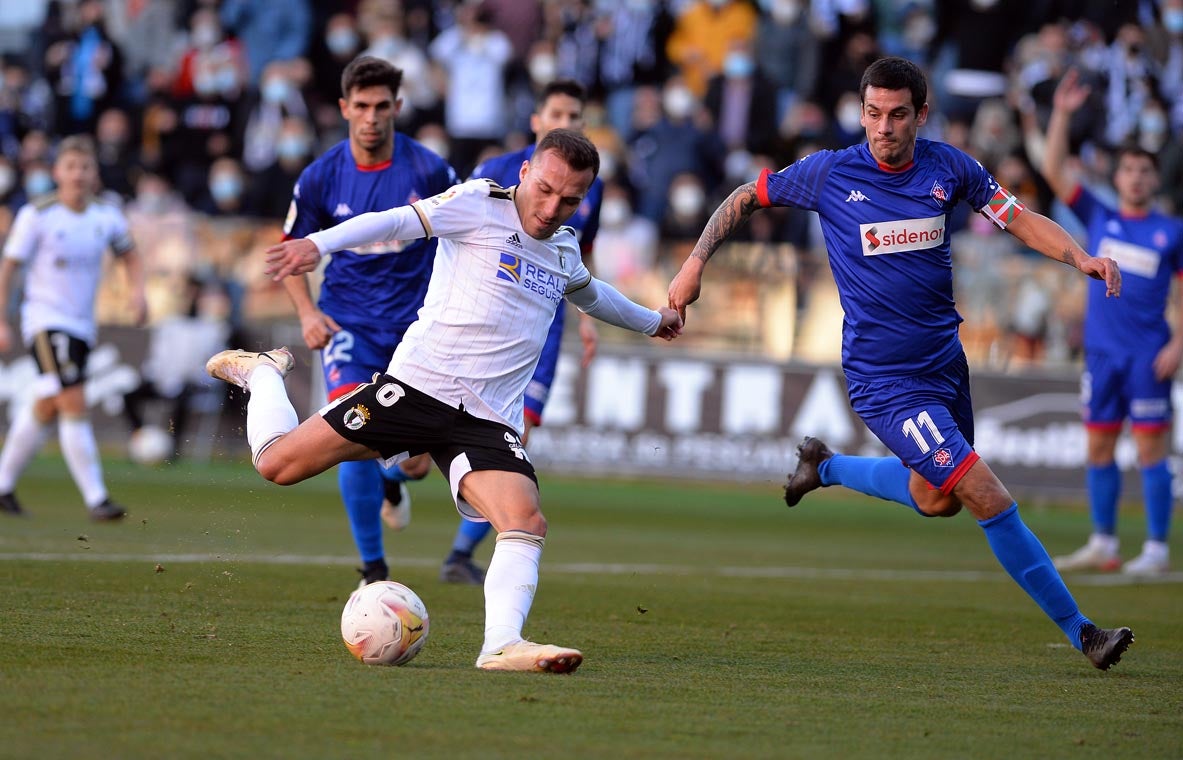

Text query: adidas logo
(505, 232), (523, 249)
(845, 190), (869, 202)
(333, 203), (353, 217)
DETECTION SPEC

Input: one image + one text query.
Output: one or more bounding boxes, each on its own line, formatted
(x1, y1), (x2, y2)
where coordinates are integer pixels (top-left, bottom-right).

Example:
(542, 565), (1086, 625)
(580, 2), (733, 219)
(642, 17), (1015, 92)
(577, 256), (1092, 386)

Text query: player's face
(530, 94), (584, 141)
(861, 86), (928, 169)
(1113, 154), (1159, 209)
(339, 85), (401, 154)
(515, 149), (594, 239)
(52, 150), (97, 202)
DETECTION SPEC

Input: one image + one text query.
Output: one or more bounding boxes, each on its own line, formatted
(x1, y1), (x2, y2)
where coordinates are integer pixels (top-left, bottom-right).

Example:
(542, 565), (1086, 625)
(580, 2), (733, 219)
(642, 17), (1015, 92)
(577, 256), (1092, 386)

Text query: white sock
(246, 366), (298, 465)
(0, 405), (51, 493)
(482, 531), (545, 653)
(59, 417), (108, 508)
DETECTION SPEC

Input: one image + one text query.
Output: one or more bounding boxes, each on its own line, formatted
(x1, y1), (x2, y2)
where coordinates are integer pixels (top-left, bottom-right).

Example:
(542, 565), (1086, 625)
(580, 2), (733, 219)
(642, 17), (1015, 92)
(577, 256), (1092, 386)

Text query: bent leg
(255, 414), (376, 485)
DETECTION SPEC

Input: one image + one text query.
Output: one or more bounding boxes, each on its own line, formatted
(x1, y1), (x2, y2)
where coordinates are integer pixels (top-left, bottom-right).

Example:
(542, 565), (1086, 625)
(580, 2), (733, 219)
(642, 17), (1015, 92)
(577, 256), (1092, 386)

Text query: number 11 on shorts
(902, 410), (945, 454)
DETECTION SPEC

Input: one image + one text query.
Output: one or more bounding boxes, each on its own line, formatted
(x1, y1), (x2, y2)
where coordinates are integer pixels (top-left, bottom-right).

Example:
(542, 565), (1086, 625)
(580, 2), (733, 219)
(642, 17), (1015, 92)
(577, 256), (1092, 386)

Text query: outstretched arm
(567, 277), (682, 341)
(265, 206), (427, 280)
(1042, 68), (1090, 202)
(1006, 210), (1120, 296)
(667, 181), (762, 322)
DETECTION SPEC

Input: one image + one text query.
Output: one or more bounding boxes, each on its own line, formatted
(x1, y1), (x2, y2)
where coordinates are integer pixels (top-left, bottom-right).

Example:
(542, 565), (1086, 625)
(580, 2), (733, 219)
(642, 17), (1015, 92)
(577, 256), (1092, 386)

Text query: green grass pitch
(1, 455), (1180, 759)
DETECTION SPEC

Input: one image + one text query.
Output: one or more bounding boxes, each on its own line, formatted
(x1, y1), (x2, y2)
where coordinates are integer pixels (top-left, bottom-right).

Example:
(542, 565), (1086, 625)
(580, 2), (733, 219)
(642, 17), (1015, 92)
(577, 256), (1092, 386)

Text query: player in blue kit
(438, 80), (603, 584)
(1042, 70), (1183, 576)
(281, 56), (457, 586)
(668, 57), (1134, 670)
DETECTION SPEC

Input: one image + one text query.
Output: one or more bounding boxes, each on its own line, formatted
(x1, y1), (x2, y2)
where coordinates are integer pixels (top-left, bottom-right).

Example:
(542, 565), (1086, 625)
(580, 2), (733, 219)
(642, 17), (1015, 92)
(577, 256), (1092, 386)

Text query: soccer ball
(340, 581), (430, 666)
(128, 425), (173, 465)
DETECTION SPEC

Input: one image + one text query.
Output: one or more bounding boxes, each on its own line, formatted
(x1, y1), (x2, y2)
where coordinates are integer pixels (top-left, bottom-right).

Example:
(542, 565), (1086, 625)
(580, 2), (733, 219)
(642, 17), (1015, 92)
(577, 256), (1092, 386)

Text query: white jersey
(391, 179), (591, 433)
(3, 194), (133, 345)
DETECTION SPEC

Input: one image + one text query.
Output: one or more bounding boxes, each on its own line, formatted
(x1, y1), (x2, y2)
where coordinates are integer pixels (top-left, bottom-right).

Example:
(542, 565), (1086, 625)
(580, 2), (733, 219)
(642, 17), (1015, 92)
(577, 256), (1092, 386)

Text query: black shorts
(321, 375), (537, 514)
(31, 330), (90, 389)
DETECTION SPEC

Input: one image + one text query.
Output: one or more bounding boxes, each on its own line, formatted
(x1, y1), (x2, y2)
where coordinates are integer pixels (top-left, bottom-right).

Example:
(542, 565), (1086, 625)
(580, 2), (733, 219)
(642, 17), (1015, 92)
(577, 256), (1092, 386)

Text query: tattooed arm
(1005, 209), (1121, 297)
(668, 181), (763, 320)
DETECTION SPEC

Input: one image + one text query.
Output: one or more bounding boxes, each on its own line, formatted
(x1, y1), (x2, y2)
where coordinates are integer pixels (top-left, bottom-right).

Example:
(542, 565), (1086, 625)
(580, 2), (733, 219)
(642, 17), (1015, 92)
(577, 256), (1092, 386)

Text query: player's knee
(917, 492), (962, 518)
(255, 452), (299, 486)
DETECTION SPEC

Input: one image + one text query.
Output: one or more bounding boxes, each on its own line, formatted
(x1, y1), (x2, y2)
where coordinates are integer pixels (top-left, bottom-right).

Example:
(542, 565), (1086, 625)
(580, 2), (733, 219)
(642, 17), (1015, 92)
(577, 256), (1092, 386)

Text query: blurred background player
(438, 79), (603, 584)
(0, 135), (146, 520)
(1041, 70), (1183, 576)
(280, 56), (456, 586)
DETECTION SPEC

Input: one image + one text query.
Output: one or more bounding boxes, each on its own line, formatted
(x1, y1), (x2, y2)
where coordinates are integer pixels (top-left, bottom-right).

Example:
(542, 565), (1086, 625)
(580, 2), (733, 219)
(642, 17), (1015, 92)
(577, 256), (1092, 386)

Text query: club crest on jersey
(930, 180), (948, 204)
(932, 448), (953, 468)
(343, 404), (370, 431)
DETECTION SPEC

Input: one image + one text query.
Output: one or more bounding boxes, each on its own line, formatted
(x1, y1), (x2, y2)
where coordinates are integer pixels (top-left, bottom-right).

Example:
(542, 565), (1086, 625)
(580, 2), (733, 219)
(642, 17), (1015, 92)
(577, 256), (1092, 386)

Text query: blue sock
(338, 460), (384, 564)
(1086, 463), (1120, 535)
(818, 454), (922, 514)
(1141, 460), (1173, 542)
(447, 518), (492, 562)
(978, 504), (1090, 649)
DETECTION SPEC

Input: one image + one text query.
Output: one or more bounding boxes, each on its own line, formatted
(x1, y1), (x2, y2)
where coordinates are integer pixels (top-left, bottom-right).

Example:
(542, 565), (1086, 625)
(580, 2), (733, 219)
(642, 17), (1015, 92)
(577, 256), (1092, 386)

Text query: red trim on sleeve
(1066, 184), (1083, 206)
(756, 168), (772, 207)
(327, 382), (364, 402)
(937, 451), (980, 496)
(356, 159), (392, 173)
(524, 408), (542, 427)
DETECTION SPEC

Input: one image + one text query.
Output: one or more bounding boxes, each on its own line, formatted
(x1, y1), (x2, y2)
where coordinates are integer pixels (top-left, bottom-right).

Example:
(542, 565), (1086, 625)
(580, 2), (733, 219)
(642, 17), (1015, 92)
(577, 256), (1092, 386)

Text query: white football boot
(1122, 540), (1169, 576)
(379, 480), (412, 531)
(1053, 533), (1121, 572)
(475, 640), (583, 673)
(205, 347), (294, 390)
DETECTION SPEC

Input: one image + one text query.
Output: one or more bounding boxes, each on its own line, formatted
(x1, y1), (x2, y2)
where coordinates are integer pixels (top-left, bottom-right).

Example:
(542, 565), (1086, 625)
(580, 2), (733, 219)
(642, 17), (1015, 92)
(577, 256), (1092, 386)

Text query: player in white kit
(208, 129), (681, 672)
(0, 135), (147, 520)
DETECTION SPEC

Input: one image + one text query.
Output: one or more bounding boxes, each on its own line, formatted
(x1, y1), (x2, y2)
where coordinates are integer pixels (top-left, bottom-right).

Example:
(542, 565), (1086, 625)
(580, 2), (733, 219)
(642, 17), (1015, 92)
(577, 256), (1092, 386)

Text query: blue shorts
(524, 305), (566, 425)
(845, 353), (979, 494)
(321, 321), (408, 401)
(1081, 349), (1172, 431)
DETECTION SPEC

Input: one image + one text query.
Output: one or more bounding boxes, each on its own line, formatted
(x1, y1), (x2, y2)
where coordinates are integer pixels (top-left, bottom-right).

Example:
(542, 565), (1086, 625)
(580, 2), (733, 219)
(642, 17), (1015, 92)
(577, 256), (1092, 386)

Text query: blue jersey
(284, 136), (457, 331)
(759, 139), (1016, 380)
(471, 144), (603, 251)
(1068, 185), (1183, 357)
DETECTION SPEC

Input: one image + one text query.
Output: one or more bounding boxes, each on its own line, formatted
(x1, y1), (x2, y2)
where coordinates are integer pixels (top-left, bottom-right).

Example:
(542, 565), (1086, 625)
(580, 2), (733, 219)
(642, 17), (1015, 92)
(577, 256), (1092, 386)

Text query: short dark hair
(1115, 143), (1159, 171)
(534, 128), (599, 177)
(341, 56), (403, 100)
(536, 79), (587, 110)
(860, 56), (927, 115)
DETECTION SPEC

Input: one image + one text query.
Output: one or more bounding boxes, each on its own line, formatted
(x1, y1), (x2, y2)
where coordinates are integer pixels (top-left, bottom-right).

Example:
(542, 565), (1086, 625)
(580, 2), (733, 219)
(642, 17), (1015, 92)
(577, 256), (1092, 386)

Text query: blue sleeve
(433, 159), (459, 195)
(581, 179), (603, 252)
(283, 164), (324, 239)
(758, 150), (835, 211)
(1066, 184), (1102, 227)
(946, 146), (998, 212)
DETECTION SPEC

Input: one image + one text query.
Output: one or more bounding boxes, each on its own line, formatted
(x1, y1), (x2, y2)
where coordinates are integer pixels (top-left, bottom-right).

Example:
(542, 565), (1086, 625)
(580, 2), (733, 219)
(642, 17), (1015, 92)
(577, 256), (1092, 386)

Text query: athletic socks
(338, 459), (385, 564)
(0, 405), (51, 493)
(978, 503), (1090, 649)
(482, 531), (544, 653)
(245, 365), (298, 464)
(1086, 463), (1121, 535)
(819, 454), (922, 513)
(448, 518), (493, 564)
(58, 417), (108, 508)
(1141, 460), (1173, 542)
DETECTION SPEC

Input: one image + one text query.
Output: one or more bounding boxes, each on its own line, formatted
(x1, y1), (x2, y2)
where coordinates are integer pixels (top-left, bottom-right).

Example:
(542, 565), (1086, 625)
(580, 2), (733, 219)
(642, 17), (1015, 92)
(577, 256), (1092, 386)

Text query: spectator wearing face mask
(360, 4), (441, 134)
(172, 9), (247, 101)
(666, 0), (757, 98)
(196, 157), (247, 217)
(660, 171), (712, 244)
(240, 59), (312, 175)
(703, 40), (780, 156)
(593, 181), (657, 290)
(246, 116), (316, 219)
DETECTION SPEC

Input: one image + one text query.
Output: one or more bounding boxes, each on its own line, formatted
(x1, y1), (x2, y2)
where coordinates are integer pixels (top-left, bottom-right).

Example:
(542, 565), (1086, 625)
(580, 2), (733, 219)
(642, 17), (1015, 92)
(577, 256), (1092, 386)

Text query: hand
(1053, 68), (1091, 114)
(265, 238), (321, 281)
(1079, 255), (1121, 297)
(1153, 339), (1183, 382)
(129, 293), (149, 327)
(652, 307), (683, 341)
(577, 313), (598, 368)
(299, 308), (341, 350)
(667, 257), (705, 323)
(0, 322), (11, 354)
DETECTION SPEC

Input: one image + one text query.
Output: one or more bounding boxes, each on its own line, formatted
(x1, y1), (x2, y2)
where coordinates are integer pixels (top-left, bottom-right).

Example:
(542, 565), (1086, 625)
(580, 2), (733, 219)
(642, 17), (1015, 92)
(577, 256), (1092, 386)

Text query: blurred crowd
(0, 0), (1181, 369)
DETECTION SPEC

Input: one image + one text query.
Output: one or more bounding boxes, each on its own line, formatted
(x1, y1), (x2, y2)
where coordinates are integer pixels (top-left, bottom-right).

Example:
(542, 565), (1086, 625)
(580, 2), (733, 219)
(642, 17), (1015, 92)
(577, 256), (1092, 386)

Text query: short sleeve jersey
(389, 179), (589, 433)
(3, 194), (133, 345)
(1067, 185), (1183, 356)
(284, 135), (457, 331)
(758, 139), (1019, 379)
(472, 144), (603, 252)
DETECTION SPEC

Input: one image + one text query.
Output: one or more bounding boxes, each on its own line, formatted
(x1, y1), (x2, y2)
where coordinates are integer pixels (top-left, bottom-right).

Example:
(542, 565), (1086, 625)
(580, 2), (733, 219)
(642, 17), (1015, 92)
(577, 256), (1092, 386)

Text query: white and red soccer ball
(340, 581), (430, 666)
